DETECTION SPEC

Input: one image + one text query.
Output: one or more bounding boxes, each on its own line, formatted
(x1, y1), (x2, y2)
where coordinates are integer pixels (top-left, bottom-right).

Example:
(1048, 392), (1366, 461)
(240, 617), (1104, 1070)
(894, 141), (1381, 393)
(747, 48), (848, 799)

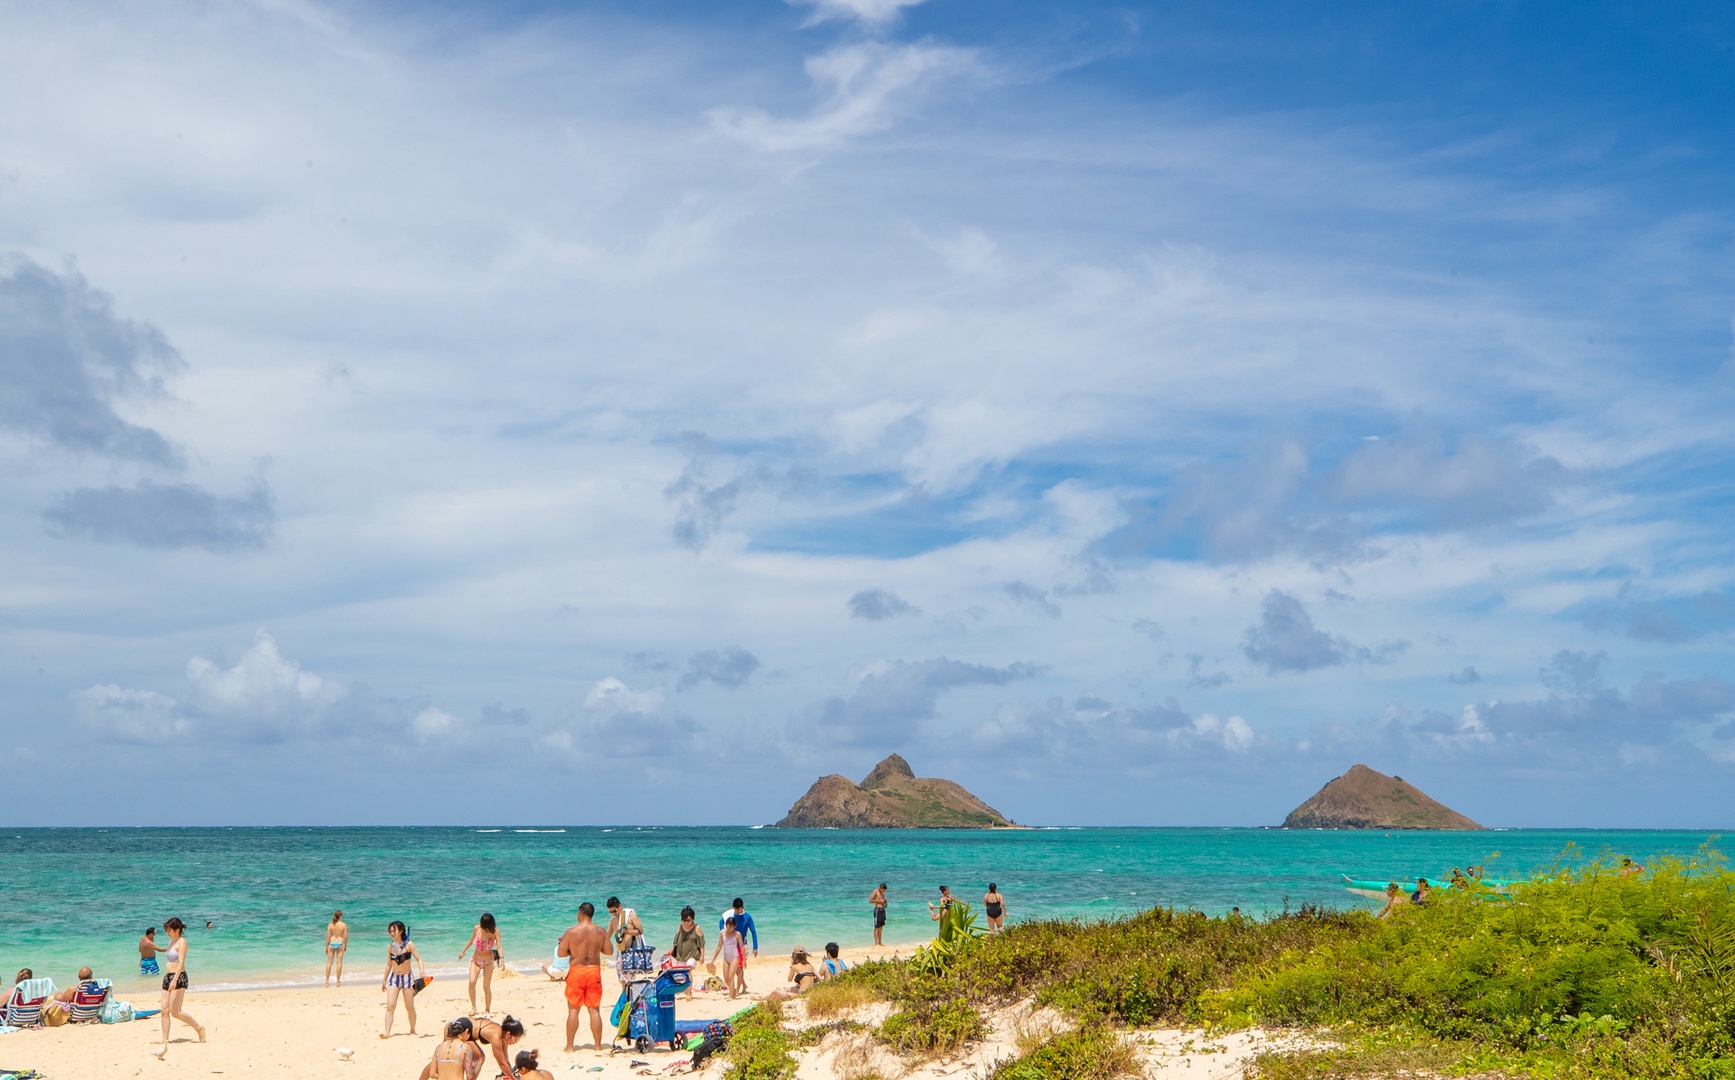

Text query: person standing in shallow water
(139, 927), (165, 976)
(868, 883), (887, 945)
(324, 910), (349, 987)
(152, 917), (205, 1058)
(982, 883), (1006, 933)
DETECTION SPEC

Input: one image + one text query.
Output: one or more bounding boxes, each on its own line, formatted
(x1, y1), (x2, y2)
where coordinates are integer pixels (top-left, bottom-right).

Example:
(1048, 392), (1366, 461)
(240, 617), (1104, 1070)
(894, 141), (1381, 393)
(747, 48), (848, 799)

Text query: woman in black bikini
(152, 917), (205, 1058)
(470, 1014), (525, 1075)
(983, 884), (1006, 933)
(787, 948), (818, 992)
(381, 920), (425, 1039)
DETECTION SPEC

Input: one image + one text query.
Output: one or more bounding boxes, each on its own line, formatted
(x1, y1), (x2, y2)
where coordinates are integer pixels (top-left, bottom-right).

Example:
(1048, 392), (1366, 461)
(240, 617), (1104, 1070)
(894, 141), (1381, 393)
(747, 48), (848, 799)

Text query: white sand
(6, 944), (1299, 1078)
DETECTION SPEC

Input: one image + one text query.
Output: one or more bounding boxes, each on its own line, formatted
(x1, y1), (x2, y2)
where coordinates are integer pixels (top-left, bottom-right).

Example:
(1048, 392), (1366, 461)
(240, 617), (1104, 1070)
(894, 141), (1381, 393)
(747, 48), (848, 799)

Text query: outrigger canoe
(1341, 874), (1519, 899)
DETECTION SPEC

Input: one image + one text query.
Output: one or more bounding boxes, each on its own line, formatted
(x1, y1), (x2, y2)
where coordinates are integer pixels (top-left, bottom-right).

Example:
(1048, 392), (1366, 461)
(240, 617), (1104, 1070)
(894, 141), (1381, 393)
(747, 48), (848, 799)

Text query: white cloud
(411, 706), (460, 740)
(72, 684), (191, 744)
(709, 42), (976, 152)
(584, 677), (665, 717)
(791, 0), (930, 29)
(186, 629), (343, 720)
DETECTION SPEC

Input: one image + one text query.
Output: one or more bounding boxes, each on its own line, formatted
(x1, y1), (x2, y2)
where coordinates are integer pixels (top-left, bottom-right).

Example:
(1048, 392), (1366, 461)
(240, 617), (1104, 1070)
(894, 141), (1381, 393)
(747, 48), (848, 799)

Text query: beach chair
(4, 979), (58, 1028)
(66, 980), (111, 1024)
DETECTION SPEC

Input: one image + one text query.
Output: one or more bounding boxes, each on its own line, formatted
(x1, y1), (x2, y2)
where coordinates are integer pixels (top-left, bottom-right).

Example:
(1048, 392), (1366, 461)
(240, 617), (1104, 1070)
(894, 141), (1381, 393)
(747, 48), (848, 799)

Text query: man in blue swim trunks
(140, 927), (165, 975)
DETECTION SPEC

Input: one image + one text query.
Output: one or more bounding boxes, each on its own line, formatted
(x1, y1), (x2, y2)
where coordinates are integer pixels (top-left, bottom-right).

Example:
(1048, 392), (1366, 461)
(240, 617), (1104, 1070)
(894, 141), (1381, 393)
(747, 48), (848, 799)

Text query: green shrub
(724, 1002), (797, 1080)
(877, 998), (986, 1055)
(989, 1025), (1138, 1080)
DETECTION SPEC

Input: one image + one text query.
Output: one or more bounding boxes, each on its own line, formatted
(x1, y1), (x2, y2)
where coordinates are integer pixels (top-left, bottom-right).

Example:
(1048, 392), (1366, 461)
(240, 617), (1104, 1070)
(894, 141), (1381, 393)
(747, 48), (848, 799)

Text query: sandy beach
(1, 944), (916, 1079)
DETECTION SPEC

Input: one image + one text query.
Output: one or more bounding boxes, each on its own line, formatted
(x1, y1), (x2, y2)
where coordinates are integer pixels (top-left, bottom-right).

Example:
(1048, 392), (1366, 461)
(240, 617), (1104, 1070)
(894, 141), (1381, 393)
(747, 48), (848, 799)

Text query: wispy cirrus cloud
(708, 41), (977, 152)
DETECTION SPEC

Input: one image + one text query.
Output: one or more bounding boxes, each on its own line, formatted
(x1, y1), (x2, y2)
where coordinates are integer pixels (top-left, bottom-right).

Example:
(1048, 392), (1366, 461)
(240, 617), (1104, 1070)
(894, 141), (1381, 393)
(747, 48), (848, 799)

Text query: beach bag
(40, 1002), (67, 1027)
(98, 999), (134, 1024)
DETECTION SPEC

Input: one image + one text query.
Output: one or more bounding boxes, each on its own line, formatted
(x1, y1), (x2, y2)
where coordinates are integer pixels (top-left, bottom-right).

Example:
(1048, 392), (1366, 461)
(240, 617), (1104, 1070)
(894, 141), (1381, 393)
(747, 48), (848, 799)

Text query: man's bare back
(558, 921), (611, 967)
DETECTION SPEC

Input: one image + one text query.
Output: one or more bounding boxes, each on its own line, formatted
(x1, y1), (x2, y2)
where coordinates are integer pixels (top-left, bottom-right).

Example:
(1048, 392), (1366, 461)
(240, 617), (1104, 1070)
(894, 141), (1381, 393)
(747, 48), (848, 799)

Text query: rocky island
(1283, 763), (1483, 830)
(774, 754), (1016, 828)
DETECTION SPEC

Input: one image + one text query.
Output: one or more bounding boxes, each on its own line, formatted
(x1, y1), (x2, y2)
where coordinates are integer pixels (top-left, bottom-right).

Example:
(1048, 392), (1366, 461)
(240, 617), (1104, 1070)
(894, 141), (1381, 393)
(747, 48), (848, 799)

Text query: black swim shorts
(162, 971), (189, 991)
(873, 906), (886, 928)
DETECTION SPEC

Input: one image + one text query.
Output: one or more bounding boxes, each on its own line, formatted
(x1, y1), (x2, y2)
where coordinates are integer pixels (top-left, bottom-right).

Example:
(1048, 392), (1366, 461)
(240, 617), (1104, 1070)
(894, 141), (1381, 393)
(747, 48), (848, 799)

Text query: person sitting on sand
(1376, 882), (1406, 918)
(140, 927), (166, 976)
(470, 1014), (525, 1076)
(540, 935), (569, 981)
(515, 1049), (553, 1079)
(425, 1016), (482, 1080)
(820, 942), (848, 978)
(53, 967), (100, 1004)
(787, 948), (818, 992)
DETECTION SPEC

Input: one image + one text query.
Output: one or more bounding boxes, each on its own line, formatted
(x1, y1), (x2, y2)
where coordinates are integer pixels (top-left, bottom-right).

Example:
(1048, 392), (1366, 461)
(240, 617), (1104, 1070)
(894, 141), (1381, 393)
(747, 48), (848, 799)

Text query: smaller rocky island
(774, 754), (1016, 829)
(1283, 763), (1483, 830)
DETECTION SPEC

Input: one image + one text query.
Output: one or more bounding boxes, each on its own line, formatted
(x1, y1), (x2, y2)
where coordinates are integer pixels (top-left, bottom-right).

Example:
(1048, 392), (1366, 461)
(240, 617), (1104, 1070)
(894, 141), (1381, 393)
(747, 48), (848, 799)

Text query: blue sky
(2, 0), (1732, 826)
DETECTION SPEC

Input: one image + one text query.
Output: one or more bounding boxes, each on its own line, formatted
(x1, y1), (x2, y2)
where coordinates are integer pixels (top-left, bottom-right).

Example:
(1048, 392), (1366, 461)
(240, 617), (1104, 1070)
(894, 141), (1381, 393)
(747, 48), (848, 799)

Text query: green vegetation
(723, 1001), (798, 1080)
(988, 1025), (1139, 1080)
(801, 849), (1735, 1079)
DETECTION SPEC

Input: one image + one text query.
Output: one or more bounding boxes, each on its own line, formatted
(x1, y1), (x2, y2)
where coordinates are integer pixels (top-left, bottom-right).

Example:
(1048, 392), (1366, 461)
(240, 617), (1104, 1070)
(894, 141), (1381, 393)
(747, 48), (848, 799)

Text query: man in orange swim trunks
(557, 902), (613, 1052)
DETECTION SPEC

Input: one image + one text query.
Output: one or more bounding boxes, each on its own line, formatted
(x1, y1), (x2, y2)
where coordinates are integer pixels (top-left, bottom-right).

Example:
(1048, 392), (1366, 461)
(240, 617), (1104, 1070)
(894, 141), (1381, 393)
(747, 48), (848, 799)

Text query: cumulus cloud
(708, 41), (975, 152)
(0, 259), (182, 466)
(44, 479), (276, 551)
(1242, 590), (1405, 675)
(186, 630), (345, 737)
(678, 647), (761, 690)
(546, 677), (699, 756)
(800, 656), (1039, 747)
(849, 588), (918, 621)
(68, 631), (410, 745)
(1003, 581), (1060, 618)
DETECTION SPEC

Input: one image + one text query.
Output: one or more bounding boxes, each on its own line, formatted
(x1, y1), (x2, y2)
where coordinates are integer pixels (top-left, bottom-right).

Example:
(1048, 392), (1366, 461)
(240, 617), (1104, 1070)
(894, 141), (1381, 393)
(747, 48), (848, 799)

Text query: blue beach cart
(613, 961), (693, 1053)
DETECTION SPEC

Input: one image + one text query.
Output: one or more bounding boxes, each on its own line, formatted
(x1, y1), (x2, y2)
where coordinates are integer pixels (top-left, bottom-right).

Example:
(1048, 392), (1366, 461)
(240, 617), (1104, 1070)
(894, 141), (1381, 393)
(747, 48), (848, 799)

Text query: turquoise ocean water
(0, 827), (1718, 994)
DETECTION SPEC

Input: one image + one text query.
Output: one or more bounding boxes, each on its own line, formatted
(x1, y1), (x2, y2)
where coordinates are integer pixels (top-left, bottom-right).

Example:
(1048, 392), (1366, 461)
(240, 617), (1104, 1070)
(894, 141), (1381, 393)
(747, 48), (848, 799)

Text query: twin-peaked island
(772, 756), (1481, 831)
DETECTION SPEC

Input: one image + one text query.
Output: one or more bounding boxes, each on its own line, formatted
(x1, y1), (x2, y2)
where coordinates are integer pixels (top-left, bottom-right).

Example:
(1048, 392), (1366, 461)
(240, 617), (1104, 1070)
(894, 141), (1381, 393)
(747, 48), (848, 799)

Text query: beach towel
(4, 980), (57, 1029)
(67, 980), (111, 1023)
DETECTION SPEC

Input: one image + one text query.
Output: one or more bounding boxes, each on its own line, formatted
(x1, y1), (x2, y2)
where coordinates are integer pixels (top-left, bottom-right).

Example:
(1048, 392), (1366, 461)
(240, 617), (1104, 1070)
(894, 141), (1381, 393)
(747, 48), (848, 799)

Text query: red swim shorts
(564, 964), (602, 1008)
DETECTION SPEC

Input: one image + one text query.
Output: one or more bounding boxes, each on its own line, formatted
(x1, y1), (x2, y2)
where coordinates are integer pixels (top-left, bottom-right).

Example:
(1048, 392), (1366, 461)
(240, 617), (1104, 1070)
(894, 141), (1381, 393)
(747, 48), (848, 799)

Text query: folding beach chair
(4, 979), (57, 1028)
(66, 980), (111, 1024)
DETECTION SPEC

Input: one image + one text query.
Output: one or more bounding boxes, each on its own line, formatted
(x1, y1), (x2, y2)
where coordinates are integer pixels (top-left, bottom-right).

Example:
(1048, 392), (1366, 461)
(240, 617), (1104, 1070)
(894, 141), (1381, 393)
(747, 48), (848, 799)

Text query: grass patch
(877, 998), (986, 1055)
(801, 977), (886, 1018)
(989, 1025), (1139, 1080)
